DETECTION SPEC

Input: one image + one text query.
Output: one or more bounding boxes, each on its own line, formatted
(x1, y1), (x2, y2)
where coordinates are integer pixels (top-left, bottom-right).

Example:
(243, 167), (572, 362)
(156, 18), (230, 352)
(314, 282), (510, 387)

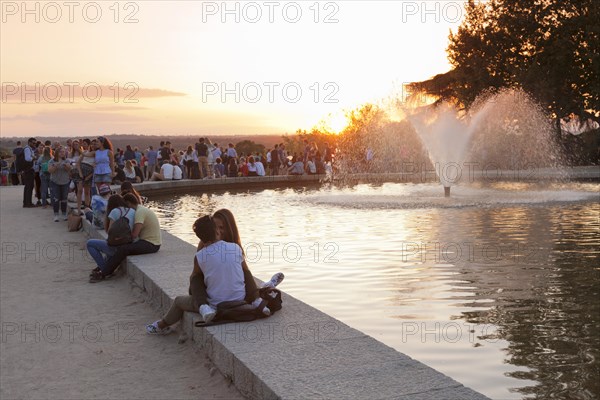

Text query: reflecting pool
(149, 181), (599, 400)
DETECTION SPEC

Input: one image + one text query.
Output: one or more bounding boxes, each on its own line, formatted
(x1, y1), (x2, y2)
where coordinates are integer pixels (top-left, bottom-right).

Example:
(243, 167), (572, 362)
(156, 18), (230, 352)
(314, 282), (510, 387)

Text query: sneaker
(199, 304), (216, 323)
(62, 214), (68, 221)
(89, 271), (105, 283)
(262, 272), (284, 288)
(146, 321), (171, 335)
(53, 215), (59, 222)
(251, 297), (271, 316)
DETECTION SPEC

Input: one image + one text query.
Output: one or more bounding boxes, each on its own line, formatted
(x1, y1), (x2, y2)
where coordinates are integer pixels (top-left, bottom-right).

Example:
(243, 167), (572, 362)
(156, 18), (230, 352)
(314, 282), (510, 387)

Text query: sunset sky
(1, 1), (465, 137)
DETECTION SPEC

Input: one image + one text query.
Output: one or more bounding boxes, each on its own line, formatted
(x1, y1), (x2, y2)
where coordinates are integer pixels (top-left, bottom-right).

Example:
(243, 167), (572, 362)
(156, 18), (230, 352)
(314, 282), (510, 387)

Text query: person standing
(37, 147), (53, 208)
(196, 138), (209, 179)
(77, 139), (96, 210)
(47, 147), (72, 221)
(146, 145), (158, 180)
(21, 138), (37, 208)
(270, 144), (280, 176)
(33, 142), (44, 206)
(182, 145), (198, 179)
(84, 136), (115, 192)
(226, 143), (238, 160)
(160, 141), (171, 165)
(12, 141), (23, 186)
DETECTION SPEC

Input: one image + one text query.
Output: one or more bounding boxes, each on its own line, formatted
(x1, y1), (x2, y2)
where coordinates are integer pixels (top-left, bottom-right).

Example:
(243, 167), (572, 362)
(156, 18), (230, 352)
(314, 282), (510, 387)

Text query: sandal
(89, 270), (105, 283)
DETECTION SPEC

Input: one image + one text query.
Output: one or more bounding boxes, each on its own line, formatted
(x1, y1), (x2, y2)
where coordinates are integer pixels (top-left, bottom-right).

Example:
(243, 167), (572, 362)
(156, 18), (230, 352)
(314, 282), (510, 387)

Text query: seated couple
(146, 209), (284, 334)
(150, 161), (182, 181)
(86, 192), (161, 282)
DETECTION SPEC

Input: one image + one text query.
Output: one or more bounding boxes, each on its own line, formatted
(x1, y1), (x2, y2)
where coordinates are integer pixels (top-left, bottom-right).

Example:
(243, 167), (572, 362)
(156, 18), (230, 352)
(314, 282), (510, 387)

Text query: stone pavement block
(245, 354), (481, 400)
(399, 385), (490, 400)
(204, 308), (365, 355)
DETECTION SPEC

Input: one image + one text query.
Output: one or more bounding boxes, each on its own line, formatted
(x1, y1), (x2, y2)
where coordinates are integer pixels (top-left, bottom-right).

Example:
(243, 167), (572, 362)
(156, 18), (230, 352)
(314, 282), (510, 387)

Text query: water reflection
(147, 182), (599, 400)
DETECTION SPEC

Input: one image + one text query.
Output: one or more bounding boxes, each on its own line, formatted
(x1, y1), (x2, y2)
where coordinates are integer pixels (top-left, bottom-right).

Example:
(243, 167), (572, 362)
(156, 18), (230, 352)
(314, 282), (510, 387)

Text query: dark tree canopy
(411, 0), (599, 119)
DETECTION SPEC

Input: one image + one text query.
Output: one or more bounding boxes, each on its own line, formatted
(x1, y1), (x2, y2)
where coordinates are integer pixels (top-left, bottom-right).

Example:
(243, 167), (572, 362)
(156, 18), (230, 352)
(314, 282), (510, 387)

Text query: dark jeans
(34, 172), (41, 201)
(51, 182), (69, 214)
(22, 169), (34, 206)
(40, 173), (51, 206)
(102, 239), (160, 276)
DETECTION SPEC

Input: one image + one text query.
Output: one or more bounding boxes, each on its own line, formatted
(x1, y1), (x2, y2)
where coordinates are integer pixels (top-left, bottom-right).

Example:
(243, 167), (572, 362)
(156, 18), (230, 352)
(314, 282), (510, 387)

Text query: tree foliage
(234, 140), (265, 157)
(414, 0), (599, 119)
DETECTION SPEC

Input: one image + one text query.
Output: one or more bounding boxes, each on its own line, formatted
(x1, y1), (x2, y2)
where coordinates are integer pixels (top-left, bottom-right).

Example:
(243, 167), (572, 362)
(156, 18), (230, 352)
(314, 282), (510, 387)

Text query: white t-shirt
(161, 163), (174, 179)
(172, 165), (183, 180)
(196, 241), (245, 308)
(255, 161), (266, 176)
(108, 207), (136, 232)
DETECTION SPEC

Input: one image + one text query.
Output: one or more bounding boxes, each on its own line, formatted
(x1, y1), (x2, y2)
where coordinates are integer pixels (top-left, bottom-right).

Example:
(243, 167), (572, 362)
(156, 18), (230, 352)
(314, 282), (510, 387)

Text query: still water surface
(149, 182), (599, 400)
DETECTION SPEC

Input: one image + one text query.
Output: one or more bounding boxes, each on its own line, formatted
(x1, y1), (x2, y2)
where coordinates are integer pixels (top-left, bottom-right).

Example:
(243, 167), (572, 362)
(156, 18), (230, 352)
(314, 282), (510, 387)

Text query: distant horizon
(0, 132), (293, 141)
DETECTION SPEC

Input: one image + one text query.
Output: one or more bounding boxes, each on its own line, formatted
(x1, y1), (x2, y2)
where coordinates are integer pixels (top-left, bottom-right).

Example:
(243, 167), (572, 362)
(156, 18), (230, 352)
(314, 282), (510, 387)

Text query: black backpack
(15, 148), (33, 173)
(195, 287), (283, 327)
(107, 208), (133, 246)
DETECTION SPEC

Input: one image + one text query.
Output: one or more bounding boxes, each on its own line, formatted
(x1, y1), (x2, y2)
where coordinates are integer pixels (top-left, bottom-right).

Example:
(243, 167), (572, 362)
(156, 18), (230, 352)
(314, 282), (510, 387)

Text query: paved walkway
(0, 186), (242, 400)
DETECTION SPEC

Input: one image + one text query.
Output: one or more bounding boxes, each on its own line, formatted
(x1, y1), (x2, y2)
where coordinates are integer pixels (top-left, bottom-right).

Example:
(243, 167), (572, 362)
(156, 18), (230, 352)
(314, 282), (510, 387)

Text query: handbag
(67, 211), (83, 232)
(107, 208), (133, 246)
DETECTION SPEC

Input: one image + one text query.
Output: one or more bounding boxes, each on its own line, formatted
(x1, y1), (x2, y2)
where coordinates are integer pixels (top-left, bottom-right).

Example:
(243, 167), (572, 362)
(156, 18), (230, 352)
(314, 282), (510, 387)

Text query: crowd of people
(8, 135), (286, 333)
(9, 136), (335, 217)
(8, 135), (334, 195)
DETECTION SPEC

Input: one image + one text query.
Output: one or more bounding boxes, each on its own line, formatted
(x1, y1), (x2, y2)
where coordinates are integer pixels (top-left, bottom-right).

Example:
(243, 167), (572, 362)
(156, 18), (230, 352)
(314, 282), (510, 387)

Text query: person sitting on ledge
(87, 194), (136, 279)
(145, 215), (284, 334)
(288, 157), (304, 175)
(120, 181), (145, 204)
(172, 160), (183, 180)
(150, 160), (174, 181)
(89, 193), (161, 282)
(124, 160), (139, 183)
(213, 157), (225, 178)
(83, 183), (112, 229)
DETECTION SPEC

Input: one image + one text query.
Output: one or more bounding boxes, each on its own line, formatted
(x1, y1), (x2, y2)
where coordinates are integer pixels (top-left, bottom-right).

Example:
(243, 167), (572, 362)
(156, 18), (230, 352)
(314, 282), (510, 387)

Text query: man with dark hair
(270, 144), (280, 176)
(159, 141), (170, 165)
(196, 138), (209, 179)
(12, 141), (23, 185)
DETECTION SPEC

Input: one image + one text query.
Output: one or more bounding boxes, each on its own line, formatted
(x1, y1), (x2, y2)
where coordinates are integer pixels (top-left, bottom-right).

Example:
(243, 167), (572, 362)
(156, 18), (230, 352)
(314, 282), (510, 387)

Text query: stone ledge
(82, 220), (489, 400)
